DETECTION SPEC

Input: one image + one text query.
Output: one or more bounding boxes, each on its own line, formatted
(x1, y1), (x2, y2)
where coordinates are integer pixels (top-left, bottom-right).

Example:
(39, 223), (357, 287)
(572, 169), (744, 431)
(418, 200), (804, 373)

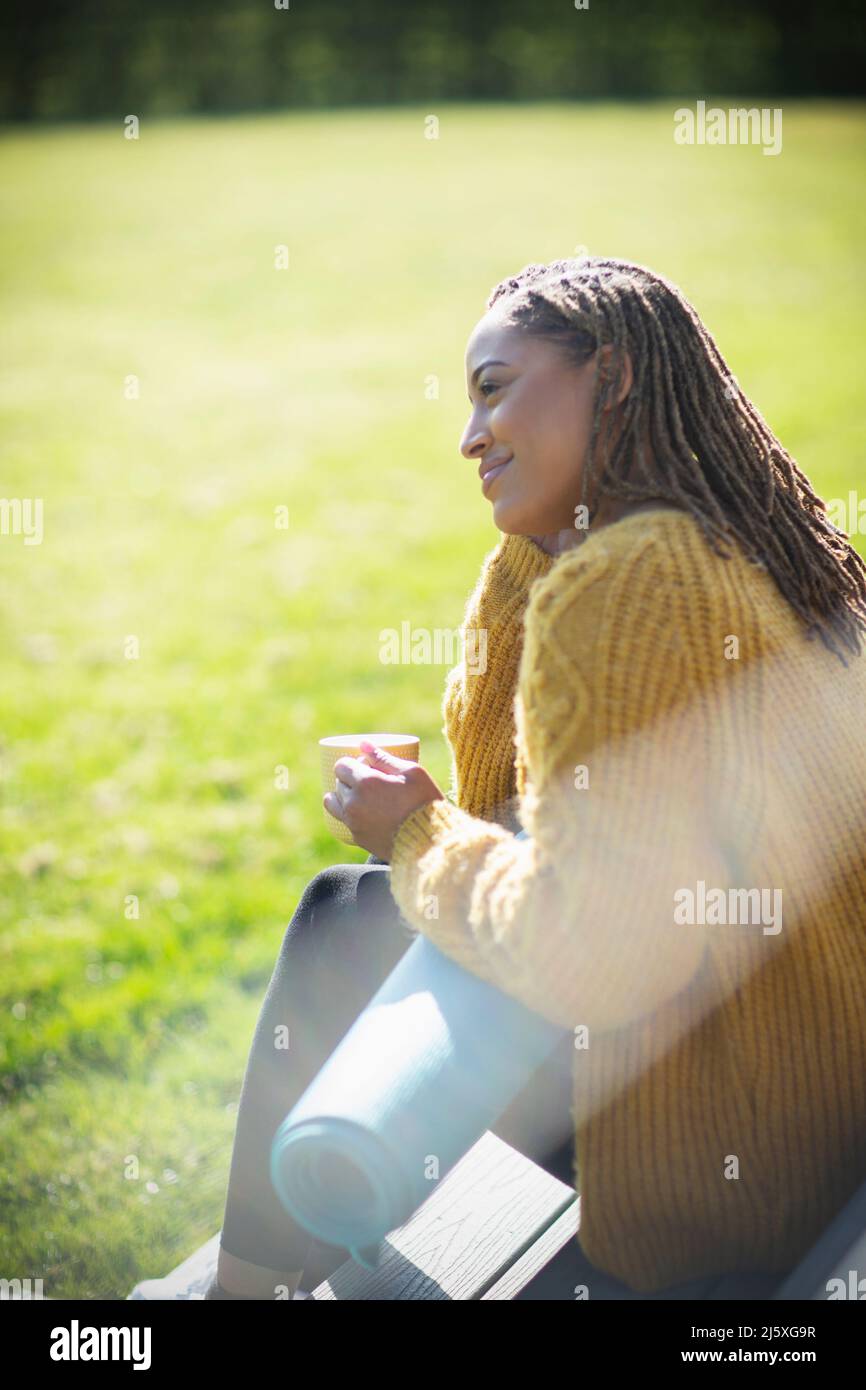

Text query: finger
(358, 760), (409, 783)
(335, 757), (376, 788)
(358, 740), (411, 772)
(327, 782), (353, 818)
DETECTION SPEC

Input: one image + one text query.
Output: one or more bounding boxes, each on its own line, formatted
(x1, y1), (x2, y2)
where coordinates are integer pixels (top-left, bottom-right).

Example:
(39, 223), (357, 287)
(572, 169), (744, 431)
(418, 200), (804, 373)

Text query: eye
(479, 380), (501, 398)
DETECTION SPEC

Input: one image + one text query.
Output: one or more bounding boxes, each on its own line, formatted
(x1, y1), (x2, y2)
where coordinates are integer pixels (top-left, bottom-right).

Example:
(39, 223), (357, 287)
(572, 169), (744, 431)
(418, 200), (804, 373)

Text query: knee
(280, 864), (365, 947)
(303, 865), (347, 901)
(284, 859), (393, 940)
(286, 867), (345, 931)
(272, 871), (336, 970)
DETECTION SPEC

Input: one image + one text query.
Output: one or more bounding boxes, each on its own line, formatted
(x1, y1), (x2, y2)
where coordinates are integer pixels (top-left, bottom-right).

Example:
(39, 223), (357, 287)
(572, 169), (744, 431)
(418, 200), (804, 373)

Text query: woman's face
(460, 306), (600, 536)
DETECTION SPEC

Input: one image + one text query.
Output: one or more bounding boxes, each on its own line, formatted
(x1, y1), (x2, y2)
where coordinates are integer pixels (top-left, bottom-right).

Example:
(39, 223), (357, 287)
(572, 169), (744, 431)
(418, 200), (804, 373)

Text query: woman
(133, 256), (866, 1300)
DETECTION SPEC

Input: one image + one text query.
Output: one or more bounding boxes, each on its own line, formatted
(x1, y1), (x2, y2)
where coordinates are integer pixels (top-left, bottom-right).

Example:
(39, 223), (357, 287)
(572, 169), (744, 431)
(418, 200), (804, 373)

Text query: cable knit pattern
(388, 509), (866, 1292)
(440, 531), (555, 832)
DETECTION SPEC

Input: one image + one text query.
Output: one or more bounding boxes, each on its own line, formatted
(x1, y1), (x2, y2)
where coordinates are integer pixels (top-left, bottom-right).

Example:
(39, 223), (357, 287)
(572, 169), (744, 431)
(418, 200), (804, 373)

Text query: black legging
(217, 856), (577, 1290)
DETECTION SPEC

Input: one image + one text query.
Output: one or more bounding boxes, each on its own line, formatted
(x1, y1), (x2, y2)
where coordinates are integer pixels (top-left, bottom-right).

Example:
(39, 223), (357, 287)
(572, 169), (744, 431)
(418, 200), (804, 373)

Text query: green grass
(1, 100), (864, 1298)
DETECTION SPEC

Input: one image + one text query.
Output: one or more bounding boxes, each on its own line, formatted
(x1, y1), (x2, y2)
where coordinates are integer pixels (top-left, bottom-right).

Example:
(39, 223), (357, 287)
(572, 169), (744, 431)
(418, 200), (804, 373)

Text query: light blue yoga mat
(269, 880), (570, 1268)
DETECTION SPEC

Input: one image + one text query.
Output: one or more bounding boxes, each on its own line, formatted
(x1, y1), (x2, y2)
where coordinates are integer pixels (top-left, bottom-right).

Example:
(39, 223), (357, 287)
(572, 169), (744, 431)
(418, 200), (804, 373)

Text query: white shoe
(127, 1233), (221, 1300)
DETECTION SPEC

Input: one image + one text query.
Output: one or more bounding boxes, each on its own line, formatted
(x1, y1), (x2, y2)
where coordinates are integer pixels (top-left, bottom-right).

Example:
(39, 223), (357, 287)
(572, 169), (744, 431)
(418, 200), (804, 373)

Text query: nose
(460, 411), (492, 461)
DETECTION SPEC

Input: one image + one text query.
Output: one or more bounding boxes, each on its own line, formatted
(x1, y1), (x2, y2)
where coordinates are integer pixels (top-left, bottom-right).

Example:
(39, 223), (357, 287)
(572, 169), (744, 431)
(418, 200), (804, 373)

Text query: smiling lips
(479, 457), (512, 493)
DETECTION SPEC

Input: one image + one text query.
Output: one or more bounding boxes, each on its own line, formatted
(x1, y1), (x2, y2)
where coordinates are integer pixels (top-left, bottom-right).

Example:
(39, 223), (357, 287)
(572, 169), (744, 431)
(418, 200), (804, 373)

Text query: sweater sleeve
(388, 533), (722, 1034)
(441, 532), (555, 828)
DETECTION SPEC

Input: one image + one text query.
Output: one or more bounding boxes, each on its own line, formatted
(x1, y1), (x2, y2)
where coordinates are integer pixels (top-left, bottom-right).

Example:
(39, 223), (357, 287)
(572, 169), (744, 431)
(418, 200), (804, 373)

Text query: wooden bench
(307, 1130), (579, 1300)
(143, 1131), (579, 1300)
(134, 1131), (866, 1300)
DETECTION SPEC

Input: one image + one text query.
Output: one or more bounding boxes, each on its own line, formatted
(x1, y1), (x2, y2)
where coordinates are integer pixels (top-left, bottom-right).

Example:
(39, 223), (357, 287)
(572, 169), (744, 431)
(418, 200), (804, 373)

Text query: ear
(596, 344), (633, 410)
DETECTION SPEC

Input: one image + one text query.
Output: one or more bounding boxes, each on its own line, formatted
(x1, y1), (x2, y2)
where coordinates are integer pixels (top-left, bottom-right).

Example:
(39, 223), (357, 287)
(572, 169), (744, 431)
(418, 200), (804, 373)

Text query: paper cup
(319, 734), (421, 846)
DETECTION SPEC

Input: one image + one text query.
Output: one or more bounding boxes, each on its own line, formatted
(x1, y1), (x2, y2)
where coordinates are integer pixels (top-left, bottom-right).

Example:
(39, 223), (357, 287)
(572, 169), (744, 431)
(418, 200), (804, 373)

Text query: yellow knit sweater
(388, 507), (866, 1293)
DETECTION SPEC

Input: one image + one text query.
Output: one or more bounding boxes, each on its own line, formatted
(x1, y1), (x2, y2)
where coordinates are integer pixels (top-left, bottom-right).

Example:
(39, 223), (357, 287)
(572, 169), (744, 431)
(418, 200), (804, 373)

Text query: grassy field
(1, 101), (864, 1298)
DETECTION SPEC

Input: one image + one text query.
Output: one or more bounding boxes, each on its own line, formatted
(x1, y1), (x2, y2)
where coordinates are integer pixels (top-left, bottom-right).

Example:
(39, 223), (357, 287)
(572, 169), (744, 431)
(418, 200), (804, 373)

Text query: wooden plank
(480, 1198), (581, 1299)
(310, 1130), (576, 1300)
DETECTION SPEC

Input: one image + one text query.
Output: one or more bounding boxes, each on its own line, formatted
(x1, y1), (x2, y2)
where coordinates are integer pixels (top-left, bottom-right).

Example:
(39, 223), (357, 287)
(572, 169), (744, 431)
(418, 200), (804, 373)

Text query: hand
(527, 527), (587, 556)
(323, 740), (446, 862)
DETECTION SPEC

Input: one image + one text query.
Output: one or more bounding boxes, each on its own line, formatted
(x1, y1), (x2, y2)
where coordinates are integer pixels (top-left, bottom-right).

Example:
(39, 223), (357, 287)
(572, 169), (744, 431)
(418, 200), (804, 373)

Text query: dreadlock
(487, 256), (866, 667)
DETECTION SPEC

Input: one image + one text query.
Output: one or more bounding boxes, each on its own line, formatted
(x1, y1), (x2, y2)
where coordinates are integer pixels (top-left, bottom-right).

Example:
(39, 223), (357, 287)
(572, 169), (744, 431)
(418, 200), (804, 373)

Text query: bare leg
(215, 1248), (302, 1299)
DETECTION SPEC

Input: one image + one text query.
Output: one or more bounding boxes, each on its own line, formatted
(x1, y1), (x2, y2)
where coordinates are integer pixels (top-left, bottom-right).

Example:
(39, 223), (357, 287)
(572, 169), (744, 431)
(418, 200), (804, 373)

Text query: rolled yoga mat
(269, 917), (571, 1269)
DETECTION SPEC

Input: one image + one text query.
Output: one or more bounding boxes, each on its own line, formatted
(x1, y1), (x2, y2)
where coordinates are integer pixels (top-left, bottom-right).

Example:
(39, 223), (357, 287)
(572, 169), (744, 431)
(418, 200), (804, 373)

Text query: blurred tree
(0, 0), (862, 122)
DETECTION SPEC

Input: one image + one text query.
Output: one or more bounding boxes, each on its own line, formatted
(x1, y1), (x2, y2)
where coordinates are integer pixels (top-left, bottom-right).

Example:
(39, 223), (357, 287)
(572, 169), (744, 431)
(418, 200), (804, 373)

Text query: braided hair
(487, 256), (866, 667)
